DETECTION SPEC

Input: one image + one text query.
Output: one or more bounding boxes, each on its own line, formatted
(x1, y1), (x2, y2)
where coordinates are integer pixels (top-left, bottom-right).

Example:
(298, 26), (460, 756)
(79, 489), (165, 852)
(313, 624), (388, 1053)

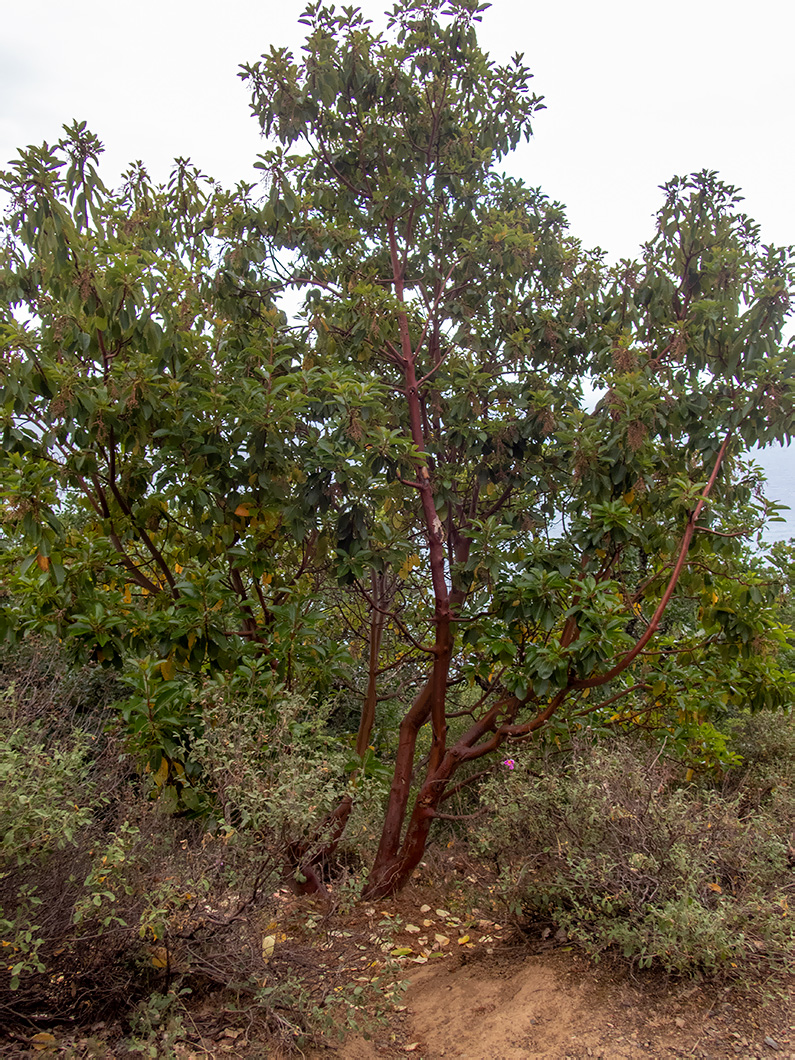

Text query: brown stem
(356, 570), (387, 757)
(573, 432), (732, 690)
(229, 565), (262, 640)
(106, 428), (179, 599)
(365, 679), (433, 896)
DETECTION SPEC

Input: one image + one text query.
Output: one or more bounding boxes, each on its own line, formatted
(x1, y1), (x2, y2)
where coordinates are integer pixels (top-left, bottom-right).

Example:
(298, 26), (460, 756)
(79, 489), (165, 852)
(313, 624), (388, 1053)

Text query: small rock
(765, 1039), (782, 1051)
(675, 1017), (687, 1029)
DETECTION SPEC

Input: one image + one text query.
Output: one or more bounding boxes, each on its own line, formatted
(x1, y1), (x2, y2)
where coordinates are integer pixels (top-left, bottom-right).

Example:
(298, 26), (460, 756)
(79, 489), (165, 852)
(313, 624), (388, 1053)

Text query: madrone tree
(1, 2), (794, 895)
(241, 0), (795, 897)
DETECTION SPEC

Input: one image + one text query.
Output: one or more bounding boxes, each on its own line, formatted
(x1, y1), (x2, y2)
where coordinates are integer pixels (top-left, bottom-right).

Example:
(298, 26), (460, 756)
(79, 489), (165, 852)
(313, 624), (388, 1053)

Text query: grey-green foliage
(0, 686), (94, 865)
(0, 684), (97, 988)
(477, 729), (795, 977)
(192, 661), (391, 884)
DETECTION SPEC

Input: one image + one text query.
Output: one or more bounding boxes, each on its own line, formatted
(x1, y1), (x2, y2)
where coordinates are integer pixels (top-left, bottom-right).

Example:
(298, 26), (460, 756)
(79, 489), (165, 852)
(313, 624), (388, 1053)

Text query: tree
(237, 0), (795, 896)
(1, 2), (794, 895)
(0, 126), (354, 797)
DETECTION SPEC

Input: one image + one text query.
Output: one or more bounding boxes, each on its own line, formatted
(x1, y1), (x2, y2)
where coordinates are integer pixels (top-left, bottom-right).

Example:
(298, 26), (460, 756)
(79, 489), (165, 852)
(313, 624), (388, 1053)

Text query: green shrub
(0, 680), (99, 989)
(0, 643), (391, 1051)
(477, 724), (795, 978)
(192, 661), (391, 891)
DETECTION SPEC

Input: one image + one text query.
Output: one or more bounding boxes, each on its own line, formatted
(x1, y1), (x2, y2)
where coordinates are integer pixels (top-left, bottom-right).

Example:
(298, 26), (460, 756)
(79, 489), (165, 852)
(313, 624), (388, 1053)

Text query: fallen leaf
(434, 933), (450, 946)
(405, 924), (421, 933)
(457, 935), (470, 945)
(390, 946), (413, 956)
(150, 946), (169, 968)
(30, 1033), (56, 1051)
(420, 904), (431, 913)
(404, 1044), (422, 1052)
(262, 935), (276, 961)
(708, 882), (722, 893)
(435, 908), (450, 918)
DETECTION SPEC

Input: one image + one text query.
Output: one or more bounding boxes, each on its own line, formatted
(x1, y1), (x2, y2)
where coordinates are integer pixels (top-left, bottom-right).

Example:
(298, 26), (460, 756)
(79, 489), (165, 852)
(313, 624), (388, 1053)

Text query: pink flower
(502, 758), (516, 770)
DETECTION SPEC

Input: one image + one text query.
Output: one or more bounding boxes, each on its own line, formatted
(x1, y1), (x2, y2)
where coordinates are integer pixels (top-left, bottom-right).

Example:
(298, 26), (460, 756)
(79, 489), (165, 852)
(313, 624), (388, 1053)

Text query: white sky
(4, 0), (793, 259)
(3, 0), (793, 527)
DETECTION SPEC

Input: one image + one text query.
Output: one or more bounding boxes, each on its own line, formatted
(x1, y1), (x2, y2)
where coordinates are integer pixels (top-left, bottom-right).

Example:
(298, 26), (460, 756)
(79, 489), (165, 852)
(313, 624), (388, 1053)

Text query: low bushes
(0, 644), (390, 1051)
(476, 718), (795, 978)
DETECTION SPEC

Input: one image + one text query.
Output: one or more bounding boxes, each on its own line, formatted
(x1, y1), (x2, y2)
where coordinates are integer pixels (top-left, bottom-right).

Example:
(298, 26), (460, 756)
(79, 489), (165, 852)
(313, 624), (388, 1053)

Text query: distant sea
(755, 443), (794, 545)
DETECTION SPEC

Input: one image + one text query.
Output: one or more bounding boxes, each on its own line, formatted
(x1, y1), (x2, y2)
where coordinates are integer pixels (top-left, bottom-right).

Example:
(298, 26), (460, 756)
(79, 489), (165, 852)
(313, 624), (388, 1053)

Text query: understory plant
(0, 643), (389, 1050)
(477, 720), (795, 978)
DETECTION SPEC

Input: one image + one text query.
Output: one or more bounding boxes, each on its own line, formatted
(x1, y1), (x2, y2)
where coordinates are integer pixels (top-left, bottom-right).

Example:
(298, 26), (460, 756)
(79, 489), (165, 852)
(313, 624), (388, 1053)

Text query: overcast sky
(4, 0), (794, 257)
(3, 0), (793, 532)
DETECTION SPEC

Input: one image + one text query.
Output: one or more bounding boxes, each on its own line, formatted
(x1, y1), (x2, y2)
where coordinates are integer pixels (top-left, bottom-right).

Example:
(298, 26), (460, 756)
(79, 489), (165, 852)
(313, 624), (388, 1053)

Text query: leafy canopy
(1, 0), (793, 890)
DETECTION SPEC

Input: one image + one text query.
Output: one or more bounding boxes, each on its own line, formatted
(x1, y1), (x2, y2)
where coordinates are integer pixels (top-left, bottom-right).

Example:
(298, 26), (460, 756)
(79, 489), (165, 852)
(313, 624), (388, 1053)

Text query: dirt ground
(305, 882), (795, 1060)
(322, 942), (795, 1060)
(2, 881), (792, 1059)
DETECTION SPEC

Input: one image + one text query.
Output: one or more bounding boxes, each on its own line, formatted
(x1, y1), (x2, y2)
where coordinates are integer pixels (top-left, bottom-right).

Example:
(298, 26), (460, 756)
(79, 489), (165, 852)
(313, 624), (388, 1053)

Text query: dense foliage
(1, 0), (793, 900)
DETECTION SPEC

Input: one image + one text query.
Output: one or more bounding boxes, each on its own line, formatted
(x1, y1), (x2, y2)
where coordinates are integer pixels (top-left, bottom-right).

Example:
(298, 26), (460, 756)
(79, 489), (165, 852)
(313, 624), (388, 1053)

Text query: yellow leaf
(685, 768), (694, 782)
(261, 572), (273, 585)
(160, 654), (176, 681)
(708, 882), (722, 893)
(262, 935), (276, 961)
(153, 756), (169, 789)
(30, 1032), (56, 1050)
(623, 489), (635, 505)
(123, 585), (132, 604)
(36, 554), (50, 571)
(150, 946), (169, 969)
(457, 935), (470, 945)
(234, 503), (250, 518)
(398, 553), (420, 579)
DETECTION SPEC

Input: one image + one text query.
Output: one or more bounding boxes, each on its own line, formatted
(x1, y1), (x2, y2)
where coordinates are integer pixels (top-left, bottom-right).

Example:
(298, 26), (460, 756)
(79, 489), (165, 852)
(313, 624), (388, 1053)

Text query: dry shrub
(0, 643), (385, 1053)
(476, 721), (795, 978)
